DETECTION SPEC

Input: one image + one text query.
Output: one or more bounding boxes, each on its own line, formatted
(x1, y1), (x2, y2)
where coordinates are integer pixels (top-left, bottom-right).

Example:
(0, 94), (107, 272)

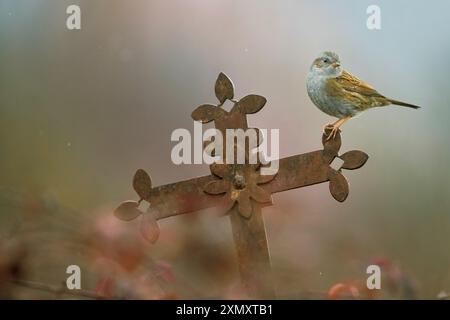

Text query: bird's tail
(389, 99), (420, 109)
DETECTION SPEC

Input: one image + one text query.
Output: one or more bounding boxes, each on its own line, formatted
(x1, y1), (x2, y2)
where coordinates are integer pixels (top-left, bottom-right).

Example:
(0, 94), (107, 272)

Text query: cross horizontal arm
(262, 150), (331, 194)
(147, 175), (225, 220)
(146, 149), (332, 221)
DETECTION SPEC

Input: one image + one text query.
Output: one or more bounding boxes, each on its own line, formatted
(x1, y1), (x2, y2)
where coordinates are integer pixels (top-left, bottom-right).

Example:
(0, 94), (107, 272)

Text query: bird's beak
(332, 62), (340, 68)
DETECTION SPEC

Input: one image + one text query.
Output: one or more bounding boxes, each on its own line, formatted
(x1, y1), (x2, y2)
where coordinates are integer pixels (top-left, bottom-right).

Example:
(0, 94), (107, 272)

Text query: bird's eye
(323, 58), (329, 63)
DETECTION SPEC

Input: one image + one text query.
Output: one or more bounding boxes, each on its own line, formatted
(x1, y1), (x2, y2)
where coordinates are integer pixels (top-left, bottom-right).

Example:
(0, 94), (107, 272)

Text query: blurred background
(1, 0), (449, 299)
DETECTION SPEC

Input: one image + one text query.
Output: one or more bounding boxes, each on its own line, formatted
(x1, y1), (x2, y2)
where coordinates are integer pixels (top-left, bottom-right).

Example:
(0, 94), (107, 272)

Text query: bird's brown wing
(325, 70), (391, 111)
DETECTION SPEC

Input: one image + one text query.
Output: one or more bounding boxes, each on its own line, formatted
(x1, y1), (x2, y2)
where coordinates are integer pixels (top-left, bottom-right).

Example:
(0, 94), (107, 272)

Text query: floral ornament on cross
(191, 73), (268, 122)
(321, 130), (369, 202)
(114, 169), (160, 243)
(202, 163), (276, 218)
(191, 73), (276, 218)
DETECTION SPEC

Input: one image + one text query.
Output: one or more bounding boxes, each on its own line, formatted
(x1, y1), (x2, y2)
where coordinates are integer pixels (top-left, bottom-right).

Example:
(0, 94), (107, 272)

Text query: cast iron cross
(114, 73), (369, 299)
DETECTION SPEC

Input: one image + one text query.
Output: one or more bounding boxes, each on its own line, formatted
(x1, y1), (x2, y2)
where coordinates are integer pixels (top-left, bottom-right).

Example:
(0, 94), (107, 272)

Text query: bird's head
(310, 51), (343, 77)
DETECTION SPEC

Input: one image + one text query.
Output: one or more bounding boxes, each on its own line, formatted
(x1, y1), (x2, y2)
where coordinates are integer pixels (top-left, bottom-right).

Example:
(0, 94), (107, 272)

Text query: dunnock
(306, 51), (420, 140)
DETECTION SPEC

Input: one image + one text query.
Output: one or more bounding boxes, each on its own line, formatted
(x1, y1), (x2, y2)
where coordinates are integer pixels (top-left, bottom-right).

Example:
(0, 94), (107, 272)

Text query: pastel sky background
(1, 0), (449, 298)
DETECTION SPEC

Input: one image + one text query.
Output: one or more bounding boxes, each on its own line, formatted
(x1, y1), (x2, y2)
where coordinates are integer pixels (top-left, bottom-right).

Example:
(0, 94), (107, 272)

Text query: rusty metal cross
(114, 73), (369, 299)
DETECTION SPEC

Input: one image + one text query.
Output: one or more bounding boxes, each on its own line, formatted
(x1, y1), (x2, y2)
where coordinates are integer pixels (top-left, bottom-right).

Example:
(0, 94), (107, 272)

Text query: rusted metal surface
(228, 203), (274, 299)
(114, 73), (369, 299)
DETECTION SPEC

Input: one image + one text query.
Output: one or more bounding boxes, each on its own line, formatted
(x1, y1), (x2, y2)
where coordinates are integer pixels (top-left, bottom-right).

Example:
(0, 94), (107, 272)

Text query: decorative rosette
(202, 163), (276, 218)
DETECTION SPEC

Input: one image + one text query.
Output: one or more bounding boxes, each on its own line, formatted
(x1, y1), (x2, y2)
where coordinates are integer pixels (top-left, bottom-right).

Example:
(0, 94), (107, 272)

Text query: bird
(306, 51), (420, 140)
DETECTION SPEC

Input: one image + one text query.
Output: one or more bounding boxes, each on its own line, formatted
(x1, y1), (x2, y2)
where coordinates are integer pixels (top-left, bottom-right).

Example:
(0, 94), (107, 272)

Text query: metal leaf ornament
(191, 104), (226, 123)
(133, 169), (152, 201)
(140, 209), (160, 243)
(340, 151), (369, 170)
(114, 200), (143, 221)
(215, 72), (234, 104)
(232, 95), (267, 114)
(328, 170), (350, 202)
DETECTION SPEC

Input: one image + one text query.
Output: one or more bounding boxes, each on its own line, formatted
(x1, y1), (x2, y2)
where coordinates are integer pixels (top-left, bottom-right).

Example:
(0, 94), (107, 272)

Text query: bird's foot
(324, 124), (341, 141)
(323, 123), (335, 134)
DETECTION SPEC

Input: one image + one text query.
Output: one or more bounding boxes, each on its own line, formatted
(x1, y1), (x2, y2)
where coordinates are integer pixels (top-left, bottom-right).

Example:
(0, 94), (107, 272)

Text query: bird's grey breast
(306, 71), (356, 118)
(306, 72), (336, 116)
